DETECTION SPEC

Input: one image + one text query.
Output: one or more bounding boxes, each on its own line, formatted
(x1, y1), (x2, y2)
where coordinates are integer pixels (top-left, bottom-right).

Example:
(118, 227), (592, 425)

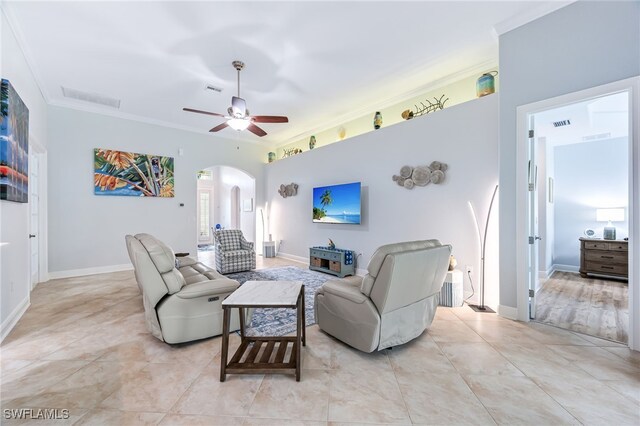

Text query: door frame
(516, 76), (639, 350)
(28, 138), (48, 286)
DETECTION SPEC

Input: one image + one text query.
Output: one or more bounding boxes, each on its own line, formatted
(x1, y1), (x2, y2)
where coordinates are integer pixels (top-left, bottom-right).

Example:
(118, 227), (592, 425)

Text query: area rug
(226, 266), (332, 337)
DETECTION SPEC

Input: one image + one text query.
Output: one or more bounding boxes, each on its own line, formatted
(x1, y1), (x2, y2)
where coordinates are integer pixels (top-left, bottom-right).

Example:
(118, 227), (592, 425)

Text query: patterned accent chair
(214, 229), (256, 274)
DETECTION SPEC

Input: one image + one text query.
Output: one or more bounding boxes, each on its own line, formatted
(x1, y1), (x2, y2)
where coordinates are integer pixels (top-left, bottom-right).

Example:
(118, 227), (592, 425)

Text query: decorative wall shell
(278, 183), (299, 198)
(393, 161), (448, 189)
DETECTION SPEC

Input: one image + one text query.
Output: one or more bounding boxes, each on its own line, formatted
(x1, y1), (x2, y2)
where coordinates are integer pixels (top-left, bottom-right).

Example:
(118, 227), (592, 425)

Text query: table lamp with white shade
(596, 208), (625, 240)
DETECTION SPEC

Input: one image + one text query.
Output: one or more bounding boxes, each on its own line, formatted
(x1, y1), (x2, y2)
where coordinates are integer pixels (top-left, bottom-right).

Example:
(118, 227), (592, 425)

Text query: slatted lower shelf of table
(226, 336), (298, 375)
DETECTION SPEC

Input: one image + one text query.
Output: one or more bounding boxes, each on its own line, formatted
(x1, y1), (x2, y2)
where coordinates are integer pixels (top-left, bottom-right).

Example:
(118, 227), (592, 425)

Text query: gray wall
(265, 95), (500, 308)
(554, 137), (629, 267)
(47, 106), (267, 274)
(498, 1), (640, 308)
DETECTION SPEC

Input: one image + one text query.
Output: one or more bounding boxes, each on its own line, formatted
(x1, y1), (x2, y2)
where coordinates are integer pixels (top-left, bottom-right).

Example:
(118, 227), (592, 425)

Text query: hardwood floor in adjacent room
(535, 271), (628, 343)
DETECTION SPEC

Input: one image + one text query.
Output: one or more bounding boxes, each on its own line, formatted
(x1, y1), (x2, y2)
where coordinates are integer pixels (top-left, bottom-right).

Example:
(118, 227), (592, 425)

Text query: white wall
(47, 106), (267, 276)
(498, 1), (640, 308)
(209, 165), (256, 242)
(265, 96), (499, 308)
(553, 137), (628, 267)
(0, 8), (49, 338)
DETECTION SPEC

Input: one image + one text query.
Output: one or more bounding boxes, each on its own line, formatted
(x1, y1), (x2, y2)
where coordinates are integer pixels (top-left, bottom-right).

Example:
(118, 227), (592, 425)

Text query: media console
(309, 246), (355, 278)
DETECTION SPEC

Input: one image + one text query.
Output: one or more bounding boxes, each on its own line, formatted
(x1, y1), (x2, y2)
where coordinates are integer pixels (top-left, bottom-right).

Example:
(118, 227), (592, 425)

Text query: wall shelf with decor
(309, 246), (355, 278)
(273, 65), (499, 161)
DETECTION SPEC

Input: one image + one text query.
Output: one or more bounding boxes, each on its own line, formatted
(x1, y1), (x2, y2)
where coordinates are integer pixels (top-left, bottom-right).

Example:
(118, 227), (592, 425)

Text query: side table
(220, 280), (305, 382)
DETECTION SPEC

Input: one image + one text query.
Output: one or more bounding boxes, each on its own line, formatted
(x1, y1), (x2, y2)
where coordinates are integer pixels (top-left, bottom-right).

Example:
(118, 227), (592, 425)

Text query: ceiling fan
(183, 60), (288, 137)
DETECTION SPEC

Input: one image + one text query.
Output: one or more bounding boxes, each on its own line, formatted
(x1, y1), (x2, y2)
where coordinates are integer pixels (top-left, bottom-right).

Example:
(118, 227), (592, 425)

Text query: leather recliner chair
(314, 240), (452, 352)
(125, 233), (242, 344)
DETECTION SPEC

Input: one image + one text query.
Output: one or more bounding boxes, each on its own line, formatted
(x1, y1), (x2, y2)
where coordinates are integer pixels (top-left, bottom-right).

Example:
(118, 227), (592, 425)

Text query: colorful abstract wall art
(1, 79), (30, 203)
(94, 148), (174, 197)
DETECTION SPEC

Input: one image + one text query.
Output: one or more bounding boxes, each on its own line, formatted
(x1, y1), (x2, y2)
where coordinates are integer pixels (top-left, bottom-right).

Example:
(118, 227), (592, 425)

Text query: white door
(527, 116), (540, 319)
(29, 153), (39, 288)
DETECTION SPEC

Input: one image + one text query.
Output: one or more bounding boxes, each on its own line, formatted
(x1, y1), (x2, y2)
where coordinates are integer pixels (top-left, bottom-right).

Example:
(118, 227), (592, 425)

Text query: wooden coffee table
(220, 280), (306, 382)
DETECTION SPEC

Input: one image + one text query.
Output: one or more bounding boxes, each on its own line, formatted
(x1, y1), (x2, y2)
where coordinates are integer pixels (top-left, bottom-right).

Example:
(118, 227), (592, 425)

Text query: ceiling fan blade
(247, 123), (267, 137)
(183, 107), (225, 117)
(210, 122), (229, 132)
(251, 115), (289, 123)
(231, 96), (247, 117)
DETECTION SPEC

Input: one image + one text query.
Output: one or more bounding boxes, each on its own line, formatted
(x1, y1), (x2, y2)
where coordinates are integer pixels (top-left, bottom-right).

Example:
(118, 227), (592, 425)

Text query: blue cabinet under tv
(309, 247), (355, 278)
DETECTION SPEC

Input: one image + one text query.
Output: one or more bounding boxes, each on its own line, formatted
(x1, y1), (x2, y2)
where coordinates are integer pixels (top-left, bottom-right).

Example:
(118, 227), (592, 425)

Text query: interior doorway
(195, 166), (256, 254)
(28, 142), (47, 288)
(516, 77), (639, 349)
(531, 92), (629, 342)
(29, 152), (39, 288)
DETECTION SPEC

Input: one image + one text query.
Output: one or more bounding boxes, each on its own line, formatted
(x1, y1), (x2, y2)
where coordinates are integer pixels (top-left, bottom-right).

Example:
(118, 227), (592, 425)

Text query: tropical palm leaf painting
(1, 79), (29, 203)
(94, 148), (174, 197)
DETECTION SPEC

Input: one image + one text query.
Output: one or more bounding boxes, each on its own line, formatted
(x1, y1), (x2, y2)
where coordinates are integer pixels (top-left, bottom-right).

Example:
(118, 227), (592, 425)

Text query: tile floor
(1, 257), (639, 425)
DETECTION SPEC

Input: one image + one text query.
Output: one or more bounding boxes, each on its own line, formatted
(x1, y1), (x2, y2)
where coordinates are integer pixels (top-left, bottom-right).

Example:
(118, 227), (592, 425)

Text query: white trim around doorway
(515, 76), (640, 350)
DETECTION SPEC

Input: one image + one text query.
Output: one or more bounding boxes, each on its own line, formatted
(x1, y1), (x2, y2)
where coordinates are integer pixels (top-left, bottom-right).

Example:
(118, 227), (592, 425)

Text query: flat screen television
(312, 182), (361, 224)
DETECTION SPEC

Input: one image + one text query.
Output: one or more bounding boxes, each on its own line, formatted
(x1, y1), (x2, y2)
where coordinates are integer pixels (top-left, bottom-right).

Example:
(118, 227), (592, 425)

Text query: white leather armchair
(125, 233), (242, 344)
(314, 240), (452, 352)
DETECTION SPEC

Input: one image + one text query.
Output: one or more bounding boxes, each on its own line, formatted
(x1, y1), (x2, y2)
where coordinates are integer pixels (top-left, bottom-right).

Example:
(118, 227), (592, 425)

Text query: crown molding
(492, 0), (576, 36)
(47, 99), (265, 146)
(274, 57), (498, 149)
(1, 3), (51, 104)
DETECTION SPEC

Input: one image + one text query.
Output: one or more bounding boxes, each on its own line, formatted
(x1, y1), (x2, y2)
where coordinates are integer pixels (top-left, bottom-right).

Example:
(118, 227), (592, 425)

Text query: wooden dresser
(579, 237), (628, 280)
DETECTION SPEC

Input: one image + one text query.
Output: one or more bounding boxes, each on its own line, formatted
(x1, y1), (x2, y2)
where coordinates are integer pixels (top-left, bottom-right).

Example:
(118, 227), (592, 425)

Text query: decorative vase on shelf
(373, 111), (383, 129)
(268, 152), (276, 163)
(476, 71), (498, 97)
(309, 135), (316, 150)
(328, 238), (336, 250)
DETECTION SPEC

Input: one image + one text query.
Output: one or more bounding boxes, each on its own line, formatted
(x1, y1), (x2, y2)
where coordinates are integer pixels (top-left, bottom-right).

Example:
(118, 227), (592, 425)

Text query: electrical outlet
(465, 265), (473, 275)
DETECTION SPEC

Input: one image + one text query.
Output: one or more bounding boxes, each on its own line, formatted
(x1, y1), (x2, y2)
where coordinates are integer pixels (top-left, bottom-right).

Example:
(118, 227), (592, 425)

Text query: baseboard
(497, 304), (518, 320)
(276, 252), (309, 265)
(48, 263), (133, 280)
(1, 296), (30, 343)
(552, 264), (579, 273)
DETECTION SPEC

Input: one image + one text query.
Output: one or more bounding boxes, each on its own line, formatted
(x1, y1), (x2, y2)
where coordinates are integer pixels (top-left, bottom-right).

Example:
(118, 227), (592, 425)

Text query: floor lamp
(468, 184), (499, 313)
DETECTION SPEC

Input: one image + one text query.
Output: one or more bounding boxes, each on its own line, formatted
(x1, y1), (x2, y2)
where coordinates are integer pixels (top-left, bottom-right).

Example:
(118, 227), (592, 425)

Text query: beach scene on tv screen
(312, 182), (361, 224)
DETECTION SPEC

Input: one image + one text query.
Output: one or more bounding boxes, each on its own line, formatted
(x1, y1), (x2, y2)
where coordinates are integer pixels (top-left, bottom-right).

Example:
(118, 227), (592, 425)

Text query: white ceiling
(3, 1), (572, 146)
(535, 91), (629, 146)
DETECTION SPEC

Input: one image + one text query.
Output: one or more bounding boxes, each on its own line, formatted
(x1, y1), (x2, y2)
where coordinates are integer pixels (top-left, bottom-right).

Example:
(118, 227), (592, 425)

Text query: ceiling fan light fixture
(228, 118), (250, 131)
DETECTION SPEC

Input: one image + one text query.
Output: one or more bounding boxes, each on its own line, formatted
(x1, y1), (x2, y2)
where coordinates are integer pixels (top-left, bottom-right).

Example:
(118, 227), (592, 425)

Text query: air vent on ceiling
(205, 84), (223, 93)
(582, 132), (611, 142)
(61, 86), (121, 109)
(552, 119), (571, 127)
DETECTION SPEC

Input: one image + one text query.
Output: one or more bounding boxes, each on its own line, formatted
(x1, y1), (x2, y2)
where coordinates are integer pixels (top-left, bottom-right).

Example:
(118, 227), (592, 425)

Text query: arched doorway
(196, 165), (256, 252)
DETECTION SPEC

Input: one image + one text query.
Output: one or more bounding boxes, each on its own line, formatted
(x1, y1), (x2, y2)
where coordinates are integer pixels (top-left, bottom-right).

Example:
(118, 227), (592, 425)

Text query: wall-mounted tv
(312, 182), (361, 224)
